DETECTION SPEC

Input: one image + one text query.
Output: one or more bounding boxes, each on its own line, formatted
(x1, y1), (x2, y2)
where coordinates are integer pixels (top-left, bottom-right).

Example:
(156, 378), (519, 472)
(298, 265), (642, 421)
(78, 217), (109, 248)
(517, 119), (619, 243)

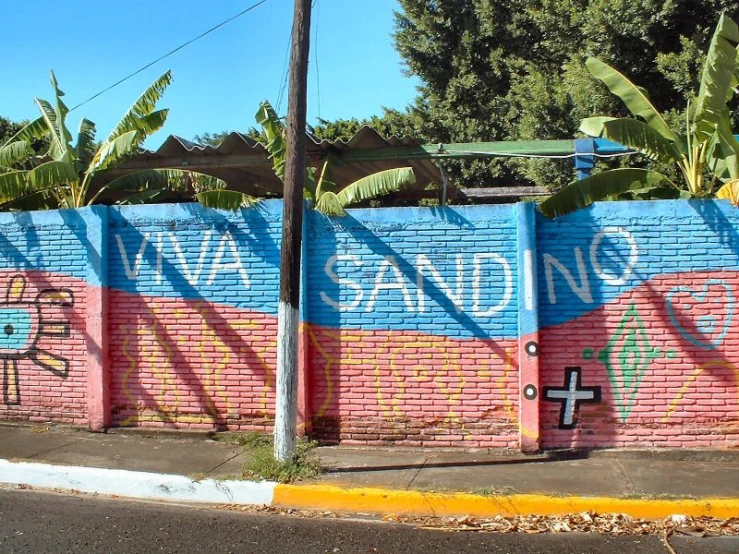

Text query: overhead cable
(70, 0), (269, 111)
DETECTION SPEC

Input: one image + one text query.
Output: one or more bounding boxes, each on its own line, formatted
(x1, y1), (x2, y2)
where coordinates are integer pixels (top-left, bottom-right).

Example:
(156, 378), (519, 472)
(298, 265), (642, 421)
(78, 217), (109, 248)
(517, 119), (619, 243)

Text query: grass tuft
(234, 433), (322, 483)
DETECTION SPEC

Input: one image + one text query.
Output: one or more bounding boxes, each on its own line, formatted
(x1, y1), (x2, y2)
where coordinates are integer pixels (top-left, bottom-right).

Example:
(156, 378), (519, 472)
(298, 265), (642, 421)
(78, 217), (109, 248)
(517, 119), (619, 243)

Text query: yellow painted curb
(273, 484), (739, 519)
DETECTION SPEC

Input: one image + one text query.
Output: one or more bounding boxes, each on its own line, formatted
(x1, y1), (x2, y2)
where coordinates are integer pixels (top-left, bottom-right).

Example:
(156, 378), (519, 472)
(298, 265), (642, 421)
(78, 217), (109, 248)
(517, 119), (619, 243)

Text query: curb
(0, 459), (274, 505)
(2, 458), (737, 520)
(273, 484), (739, 519)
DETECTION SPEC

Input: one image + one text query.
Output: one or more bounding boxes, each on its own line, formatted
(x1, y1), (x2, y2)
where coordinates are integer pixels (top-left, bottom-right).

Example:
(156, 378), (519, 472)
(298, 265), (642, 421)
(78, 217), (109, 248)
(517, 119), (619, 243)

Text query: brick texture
(1, 201), (737, 451)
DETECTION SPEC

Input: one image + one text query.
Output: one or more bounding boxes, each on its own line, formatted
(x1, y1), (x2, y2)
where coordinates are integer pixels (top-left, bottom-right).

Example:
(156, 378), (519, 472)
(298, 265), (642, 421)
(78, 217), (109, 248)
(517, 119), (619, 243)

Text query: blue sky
(1, 0), (420, 147)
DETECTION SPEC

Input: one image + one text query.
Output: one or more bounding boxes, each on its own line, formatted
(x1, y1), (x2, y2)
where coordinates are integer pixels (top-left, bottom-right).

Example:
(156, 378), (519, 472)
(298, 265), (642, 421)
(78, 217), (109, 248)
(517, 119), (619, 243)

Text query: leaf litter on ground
(214, 503), (738, 537)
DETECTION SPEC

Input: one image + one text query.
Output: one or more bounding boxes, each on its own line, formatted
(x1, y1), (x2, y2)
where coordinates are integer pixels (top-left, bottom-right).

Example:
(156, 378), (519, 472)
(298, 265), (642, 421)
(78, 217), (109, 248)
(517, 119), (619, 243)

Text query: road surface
(0, 488), (736, 553)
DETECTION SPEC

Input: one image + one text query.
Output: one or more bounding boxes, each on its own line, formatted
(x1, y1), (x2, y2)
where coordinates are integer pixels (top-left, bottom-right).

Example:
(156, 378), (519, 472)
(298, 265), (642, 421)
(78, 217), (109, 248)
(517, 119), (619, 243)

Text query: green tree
(193, 128), (263, 148)
(192, 131), (232, 148)
(388, 0), (739, 189)
(0, 116), (24, 145)
(0, 71), (226, 210)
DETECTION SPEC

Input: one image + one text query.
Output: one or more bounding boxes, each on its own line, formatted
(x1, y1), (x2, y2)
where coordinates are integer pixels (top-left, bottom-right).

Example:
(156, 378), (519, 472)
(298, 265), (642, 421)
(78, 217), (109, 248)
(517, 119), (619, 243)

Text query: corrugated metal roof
(117, 127), (443, 197)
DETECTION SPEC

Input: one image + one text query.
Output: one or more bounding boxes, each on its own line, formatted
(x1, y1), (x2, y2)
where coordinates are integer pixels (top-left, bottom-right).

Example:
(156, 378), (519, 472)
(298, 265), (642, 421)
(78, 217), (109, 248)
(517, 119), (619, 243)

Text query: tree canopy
(386, 0), (739, 189)
(191, 2), (739, 192)
(1, 116), (24, 145)
(297, 1), (733, 191)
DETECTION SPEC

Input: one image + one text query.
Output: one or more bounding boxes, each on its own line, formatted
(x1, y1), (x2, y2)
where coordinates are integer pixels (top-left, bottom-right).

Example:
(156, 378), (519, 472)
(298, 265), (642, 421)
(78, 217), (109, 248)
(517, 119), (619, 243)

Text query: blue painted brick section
(536, 199), (739, 327)
(306, 205), (519, 340)
(0, 209), (89, 278)
(107, 202), (284, 313)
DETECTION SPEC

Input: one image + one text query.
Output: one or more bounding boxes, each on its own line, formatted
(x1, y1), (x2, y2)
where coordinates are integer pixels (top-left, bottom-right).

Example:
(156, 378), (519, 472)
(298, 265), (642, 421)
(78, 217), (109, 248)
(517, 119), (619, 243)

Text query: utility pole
(274, 0), (312, 462)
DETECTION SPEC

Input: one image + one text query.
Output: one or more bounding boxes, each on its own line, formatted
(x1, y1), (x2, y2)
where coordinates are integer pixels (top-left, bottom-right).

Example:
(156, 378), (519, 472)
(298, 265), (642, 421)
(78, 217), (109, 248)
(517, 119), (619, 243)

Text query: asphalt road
(0, 489), (737, 554)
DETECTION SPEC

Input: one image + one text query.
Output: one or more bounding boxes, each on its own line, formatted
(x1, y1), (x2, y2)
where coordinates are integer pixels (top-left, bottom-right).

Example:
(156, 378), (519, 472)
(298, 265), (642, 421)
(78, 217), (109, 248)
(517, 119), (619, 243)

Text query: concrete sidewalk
(1, 423), (738, 519)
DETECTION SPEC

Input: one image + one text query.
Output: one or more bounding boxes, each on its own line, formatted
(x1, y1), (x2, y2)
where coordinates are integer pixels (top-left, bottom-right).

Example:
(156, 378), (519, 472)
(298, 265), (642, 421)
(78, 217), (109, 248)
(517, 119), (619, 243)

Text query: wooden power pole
(274, 0), (312, 462)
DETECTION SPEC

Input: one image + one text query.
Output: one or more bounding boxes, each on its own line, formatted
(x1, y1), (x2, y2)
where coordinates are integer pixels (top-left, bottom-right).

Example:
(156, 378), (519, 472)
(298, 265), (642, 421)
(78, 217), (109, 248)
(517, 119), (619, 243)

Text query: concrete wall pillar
(84, 206), (110, 431)
(517, 202), (541, 452)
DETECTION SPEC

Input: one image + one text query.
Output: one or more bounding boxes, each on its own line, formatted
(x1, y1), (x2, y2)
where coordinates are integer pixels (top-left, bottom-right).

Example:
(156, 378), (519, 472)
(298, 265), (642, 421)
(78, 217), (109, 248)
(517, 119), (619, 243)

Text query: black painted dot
(524, 385), (538, 400)
(4, 324), (14, 336)
(525, 341), (539, 357)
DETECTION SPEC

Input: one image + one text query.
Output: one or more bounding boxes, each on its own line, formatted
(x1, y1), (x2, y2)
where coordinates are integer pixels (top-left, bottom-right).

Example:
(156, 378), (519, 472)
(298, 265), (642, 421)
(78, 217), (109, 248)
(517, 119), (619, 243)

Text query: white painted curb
(0, 459), (276, 505)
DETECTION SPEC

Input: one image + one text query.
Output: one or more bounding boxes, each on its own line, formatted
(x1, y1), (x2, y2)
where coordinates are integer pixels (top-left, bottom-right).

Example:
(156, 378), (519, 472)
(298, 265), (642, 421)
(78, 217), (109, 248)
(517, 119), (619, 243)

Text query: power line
(312, 0), (321, 120)
(276, 27), (292, 113)
(70, 0), (269, 112)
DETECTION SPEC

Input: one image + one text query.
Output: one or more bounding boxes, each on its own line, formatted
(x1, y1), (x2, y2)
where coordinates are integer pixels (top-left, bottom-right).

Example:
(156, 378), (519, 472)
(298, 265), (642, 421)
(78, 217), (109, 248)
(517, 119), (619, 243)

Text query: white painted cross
(544, 367), (601, 429)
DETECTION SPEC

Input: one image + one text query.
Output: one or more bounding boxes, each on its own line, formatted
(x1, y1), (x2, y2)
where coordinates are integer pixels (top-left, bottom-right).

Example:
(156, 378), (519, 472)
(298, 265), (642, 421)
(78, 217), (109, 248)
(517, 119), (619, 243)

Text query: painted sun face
(0, 307), (35, 355)
(1, 275), (74, 406)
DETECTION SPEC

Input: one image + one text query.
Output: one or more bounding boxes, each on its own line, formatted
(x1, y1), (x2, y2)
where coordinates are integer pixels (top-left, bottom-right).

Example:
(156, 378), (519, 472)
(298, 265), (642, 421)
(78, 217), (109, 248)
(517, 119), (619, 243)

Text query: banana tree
(539, 13), (739, 218)
(200, 101), (416, 215)
(0, 70), (233, 210)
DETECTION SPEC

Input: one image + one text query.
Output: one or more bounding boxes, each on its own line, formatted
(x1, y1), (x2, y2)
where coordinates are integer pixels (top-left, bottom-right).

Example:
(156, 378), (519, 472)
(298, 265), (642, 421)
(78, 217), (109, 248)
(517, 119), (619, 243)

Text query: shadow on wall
(0, 211), (88, 420)
(107, 204), (282, 431)
(306, 208), (520, 447)
(538, 200), (739, 449)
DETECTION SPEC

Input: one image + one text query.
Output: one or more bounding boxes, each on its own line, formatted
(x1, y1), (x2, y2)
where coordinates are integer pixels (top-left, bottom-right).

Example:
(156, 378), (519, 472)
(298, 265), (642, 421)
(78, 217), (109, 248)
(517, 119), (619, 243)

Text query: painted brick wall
(0, 210), (88, 424)
(305, 206), (520, 447)
(0, 200), (736, 451)
(107, 204), (283, 430)
(537, 201), (739, 448)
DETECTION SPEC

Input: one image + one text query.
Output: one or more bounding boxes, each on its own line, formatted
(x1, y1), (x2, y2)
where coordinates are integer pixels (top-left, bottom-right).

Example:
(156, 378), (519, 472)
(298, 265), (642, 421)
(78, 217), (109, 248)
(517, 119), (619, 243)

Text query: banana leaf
(586, 57), (677, 141)
(693, 12), (739, 142)
(105, 71), (172, 143)
(334, 167), (416, 210)
(538, 168), (670, 218)
(195, 189), (259, 211)
(94, 168), (225, 196)
(315, 191), (346, 216)
(4, 116), (48, 146)
(579, 117), (618, 137)
(89, 130), (140, 173)
(717, 180), (739, 205)
(27, 160), (79, 189)
(0, 141), (30, 168)
(34, 98), (66, 161)
(117, 189), (166, 205)
(707, 116), (739, 181)
(75, 119), (97, 166)
(255, 101), (287, 182)
(598, 118), (682, 163)
(0, 170), (30, 198)
(0, 188), (59, 211)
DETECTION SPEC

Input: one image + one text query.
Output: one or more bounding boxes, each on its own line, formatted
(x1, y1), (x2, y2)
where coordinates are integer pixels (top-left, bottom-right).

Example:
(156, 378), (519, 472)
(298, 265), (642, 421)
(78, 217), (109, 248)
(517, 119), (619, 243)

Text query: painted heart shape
(666, 280), (734, 350)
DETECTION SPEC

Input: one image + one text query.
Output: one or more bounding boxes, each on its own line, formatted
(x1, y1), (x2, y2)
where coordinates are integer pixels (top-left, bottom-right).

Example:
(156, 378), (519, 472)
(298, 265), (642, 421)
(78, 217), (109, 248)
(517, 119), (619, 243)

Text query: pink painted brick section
(539, 272), (739, 449)
(108, 292), (278, 431)
(307, 326), (519, 448)
(0, 273), (87, 425)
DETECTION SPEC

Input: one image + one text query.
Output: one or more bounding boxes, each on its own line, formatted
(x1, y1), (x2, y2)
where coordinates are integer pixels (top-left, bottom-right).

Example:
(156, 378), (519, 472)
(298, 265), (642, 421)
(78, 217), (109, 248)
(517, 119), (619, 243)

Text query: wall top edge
(0, 199), (736, 227)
